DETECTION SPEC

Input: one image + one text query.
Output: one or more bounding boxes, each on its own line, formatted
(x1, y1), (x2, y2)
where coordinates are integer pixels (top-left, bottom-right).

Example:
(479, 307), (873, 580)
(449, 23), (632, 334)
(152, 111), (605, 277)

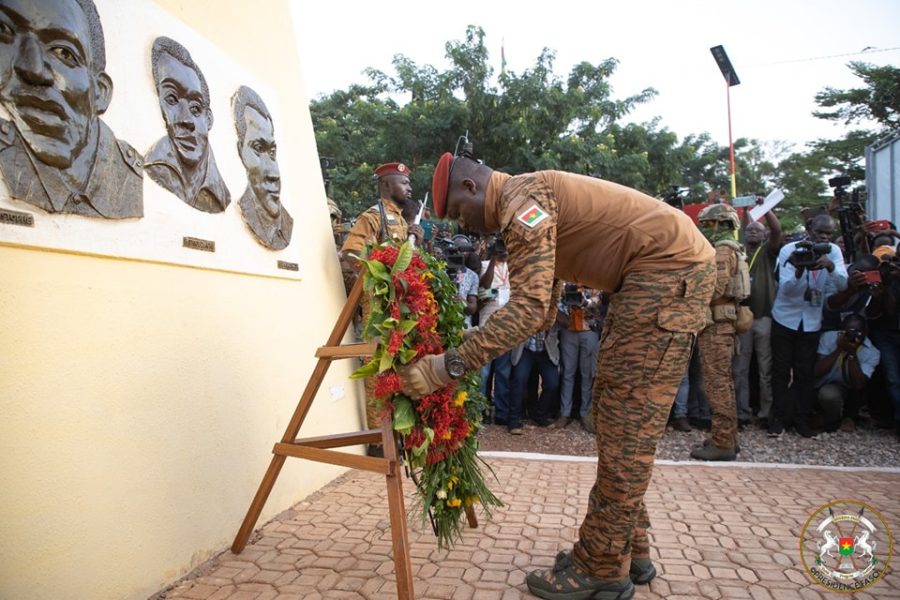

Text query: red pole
(726, 80), (736, 199)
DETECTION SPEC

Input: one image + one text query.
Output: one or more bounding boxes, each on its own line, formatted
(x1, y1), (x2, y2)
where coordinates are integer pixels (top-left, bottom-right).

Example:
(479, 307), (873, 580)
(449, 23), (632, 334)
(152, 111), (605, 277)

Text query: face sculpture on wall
(145, 36), (230, 214)
(0, 0), (143, 218)
(232, 85), (291, 250)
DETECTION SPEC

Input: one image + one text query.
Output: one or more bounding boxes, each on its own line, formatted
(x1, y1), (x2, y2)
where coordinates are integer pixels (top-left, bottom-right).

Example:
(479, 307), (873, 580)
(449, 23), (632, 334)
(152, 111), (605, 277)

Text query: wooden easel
(231, 275), (477, 599)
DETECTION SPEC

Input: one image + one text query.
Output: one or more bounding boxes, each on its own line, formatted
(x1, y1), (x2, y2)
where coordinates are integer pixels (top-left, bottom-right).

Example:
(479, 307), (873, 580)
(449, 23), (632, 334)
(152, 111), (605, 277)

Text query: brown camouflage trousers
(698, 322), (738, 449)
(572, 260), (715, 579)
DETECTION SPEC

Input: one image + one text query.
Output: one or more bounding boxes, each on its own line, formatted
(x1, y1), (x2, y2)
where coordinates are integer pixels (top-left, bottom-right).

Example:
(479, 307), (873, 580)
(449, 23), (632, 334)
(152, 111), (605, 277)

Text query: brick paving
(156, 455), (900, 599)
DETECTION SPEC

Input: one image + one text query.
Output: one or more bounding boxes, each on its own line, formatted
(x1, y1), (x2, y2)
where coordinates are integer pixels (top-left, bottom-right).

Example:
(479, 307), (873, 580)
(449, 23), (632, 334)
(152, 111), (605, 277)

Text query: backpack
(715, 239), (751, 302)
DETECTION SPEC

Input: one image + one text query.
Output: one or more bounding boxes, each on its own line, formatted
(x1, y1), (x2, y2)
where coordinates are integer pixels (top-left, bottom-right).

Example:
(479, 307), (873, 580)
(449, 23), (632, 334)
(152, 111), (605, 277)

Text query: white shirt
(771, 241), (848, 332)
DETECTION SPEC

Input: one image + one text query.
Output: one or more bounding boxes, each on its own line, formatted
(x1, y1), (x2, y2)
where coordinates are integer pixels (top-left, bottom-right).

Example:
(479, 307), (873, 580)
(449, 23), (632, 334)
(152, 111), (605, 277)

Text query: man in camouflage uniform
(690, 204), (744, 462)
(340, 162), (421, 437)
(398, 153), (716, 600)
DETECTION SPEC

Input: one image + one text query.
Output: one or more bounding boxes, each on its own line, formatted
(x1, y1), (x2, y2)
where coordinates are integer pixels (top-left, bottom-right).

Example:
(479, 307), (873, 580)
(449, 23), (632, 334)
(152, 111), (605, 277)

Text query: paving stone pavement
(156, 455), (900, 600)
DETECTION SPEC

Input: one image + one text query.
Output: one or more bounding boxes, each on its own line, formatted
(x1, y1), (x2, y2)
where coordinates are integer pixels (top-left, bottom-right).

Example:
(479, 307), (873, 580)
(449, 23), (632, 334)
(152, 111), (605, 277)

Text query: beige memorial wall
(0, 0), (363, 598)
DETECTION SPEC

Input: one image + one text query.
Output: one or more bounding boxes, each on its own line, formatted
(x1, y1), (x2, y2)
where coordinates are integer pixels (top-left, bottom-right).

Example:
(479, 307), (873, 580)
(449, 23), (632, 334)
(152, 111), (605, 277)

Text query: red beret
(374, 162), (410, 178)
(431, 152), (454, 219)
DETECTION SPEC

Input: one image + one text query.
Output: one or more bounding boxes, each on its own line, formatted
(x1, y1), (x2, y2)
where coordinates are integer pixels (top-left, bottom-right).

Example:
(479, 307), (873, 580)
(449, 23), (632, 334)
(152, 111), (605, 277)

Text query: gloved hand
(397, 354), (452, 399)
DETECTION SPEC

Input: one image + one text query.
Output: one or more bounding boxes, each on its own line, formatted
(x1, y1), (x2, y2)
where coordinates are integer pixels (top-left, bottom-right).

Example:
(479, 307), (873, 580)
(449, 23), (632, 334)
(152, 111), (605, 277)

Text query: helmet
(697, 203), (739, 230)
(327, 198), (342, 220)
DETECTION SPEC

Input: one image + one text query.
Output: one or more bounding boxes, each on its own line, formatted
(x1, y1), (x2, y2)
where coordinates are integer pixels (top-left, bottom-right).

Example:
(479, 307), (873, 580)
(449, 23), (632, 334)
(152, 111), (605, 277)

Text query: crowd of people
(330, 165), (900, 464)
(330, 157), (900, 600)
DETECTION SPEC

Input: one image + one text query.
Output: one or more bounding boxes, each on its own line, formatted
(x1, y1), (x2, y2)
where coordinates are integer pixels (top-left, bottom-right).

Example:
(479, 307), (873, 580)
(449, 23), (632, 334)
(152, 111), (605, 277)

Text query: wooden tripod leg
(232, 277), (365, 553)
(381, 415), (415, 600)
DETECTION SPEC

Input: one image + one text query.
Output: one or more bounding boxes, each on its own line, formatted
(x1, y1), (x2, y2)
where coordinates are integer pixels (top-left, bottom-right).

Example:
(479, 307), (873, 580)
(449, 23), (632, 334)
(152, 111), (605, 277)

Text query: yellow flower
(454, 391), (468, 407)
(447, 475), (460, 490)
(465, 495), (480, 506)
(447, 498), (462, 508)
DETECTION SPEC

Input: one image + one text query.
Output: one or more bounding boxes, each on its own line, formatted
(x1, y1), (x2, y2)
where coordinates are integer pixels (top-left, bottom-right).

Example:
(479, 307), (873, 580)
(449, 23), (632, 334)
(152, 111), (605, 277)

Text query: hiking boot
(629, 557), (657, 585)
(581, 416), (596, 434)
(671, 416), (691, 432)
(508, 426), (524, 435)
(526, 558), (634, 600)
(690, 444), (736, 461)
(551, 416), (571, 429)
(700, 438), (740, 454)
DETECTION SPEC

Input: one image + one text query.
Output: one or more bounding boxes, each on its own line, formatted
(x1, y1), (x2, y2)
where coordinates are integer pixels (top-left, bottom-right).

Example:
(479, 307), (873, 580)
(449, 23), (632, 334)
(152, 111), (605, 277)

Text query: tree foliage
(311, 29), (886, 227)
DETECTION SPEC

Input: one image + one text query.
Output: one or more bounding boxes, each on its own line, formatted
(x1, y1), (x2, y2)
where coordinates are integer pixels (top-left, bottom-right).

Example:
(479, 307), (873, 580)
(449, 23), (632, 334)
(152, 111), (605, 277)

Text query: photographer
(768, 214), (848, 438)
(446, 235), (479, 327)
(478, 238), (513, 425)
(554, 283), (602, 433)
(822, 254), (882, 335)
(868, 252), (900, 437)
(813, 314), (880, 433)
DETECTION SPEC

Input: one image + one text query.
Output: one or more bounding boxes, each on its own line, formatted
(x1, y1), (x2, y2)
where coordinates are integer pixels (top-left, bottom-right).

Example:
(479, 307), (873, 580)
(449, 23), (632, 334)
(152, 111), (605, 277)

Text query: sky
(291, 0), (899, 156)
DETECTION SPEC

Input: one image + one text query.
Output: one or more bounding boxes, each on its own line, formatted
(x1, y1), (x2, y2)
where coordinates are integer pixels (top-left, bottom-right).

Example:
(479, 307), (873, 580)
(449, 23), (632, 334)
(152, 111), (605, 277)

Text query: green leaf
(399, 347), (418, 364)
(391, 242), (413, 274)
(378, 349), (394, 372)
(351, 359), (379, 379)
(393, 398), (416, 435)
(365, 259), (391, 282)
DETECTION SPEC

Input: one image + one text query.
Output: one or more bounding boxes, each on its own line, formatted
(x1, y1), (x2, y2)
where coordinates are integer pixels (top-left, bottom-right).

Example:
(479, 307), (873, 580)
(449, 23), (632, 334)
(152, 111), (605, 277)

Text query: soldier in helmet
(690, 203), (748, 461)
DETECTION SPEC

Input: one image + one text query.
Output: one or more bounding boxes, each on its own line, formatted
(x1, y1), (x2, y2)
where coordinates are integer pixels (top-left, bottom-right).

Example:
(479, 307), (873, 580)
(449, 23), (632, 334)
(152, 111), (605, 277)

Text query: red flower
(387, 330), (404, 355)
(368, 245), (399, 266)
(373, 372), (403, 397)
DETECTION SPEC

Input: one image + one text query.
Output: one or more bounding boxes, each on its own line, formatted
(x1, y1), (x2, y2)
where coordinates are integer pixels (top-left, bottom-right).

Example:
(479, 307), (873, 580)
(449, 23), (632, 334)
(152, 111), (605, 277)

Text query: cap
(431, 152), (454, 219)
(374, 162), (410, 179)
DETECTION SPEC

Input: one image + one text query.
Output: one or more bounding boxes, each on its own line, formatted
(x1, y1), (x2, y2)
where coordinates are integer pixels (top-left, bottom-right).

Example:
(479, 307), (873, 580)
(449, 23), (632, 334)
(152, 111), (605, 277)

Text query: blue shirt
(771, 241), (848, 332)
(815, 331), (880, 387)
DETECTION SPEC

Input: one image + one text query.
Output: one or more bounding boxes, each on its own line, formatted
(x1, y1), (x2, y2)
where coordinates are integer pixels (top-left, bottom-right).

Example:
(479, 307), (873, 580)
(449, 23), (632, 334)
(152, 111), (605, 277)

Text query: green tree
(310, 26), (658, 217)
(801, 62), (900, 187)
(813, 62), (900, 131)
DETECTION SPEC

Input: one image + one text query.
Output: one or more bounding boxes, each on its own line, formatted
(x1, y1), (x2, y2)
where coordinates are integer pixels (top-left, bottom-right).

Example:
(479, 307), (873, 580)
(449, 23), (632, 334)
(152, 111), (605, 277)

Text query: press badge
(806, 288), (823, 307)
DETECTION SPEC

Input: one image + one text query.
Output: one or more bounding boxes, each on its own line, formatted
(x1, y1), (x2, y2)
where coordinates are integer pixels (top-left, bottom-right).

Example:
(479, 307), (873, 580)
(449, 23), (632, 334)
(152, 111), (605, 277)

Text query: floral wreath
(351, 241), (501, 548)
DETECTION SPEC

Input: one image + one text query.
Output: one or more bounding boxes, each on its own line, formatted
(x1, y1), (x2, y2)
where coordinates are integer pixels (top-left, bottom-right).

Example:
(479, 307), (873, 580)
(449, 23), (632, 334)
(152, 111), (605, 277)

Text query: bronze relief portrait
(232, 85), (291, 250)
(0, 0), (143, 219)
(145, 36), (229, 214)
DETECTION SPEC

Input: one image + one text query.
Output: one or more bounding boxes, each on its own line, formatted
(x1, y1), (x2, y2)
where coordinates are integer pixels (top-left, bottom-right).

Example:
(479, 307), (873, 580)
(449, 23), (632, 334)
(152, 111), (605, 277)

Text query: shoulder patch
(516, 204), (549, 228)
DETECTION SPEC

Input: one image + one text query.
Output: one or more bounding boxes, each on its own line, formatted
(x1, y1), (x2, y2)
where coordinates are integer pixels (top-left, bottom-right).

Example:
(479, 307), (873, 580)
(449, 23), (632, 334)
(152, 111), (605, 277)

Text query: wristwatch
(444, 349), (467, 379)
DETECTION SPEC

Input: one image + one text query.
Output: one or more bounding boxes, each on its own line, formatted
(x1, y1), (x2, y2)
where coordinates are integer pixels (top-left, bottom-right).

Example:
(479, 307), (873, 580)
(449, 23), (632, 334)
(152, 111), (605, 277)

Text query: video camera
(789, 240), (832, 269)
(563, 283), (585, 308)
(659, 186), (688, 210)
(830, 175), (868, 261)
(434, 236), (472, 277)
